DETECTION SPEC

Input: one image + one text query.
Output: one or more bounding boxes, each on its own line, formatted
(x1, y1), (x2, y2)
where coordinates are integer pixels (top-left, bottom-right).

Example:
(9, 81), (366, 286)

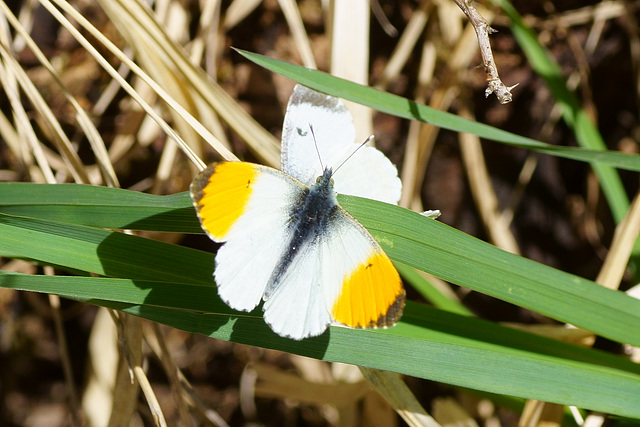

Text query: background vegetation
(0, 0), (639, 426)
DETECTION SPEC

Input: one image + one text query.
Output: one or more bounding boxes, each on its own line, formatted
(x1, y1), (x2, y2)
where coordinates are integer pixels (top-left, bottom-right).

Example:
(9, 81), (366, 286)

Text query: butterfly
(190, 84), (404, 340)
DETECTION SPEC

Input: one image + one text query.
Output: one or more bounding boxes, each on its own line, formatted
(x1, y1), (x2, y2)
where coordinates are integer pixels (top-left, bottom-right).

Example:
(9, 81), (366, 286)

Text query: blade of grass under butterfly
(0, 182), (200, 233)
(394, 261), (473, 316)
(1, 184), (639, 348)
(1, 272), (639, 418)
(0, 212), (213, 283)
(340, 195), (640, 348)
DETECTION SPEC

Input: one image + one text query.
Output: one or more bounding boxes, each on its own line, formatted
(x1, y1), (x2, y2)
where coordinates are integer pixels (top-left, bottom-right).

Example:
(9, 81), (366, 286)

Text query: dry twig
(451, 0), (516, 103)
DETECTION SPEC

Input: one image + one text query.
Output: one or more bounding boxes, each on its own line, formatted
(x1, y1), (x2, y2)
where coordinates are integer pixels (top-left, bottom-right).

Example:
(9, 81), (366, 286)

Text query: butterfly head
(313, 167), (336, 195)
(308, 122), (373, 185)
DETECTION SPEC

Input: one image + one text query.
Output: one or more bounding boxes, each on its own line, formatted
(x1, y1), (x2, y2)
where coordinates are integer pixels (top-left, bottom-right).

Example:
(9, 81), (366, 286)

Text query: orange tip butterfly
(190, 84), (404, 340)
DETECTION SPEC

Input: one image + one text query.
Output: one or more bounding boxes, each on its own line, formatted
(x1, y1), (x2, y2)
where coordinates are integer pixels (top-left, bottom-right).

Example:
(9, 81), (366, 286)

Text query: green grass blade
(1, 184), (639, 348)
(234, 49), (640, 173)
(340, 196), (640, 348)
(394, 261), (473, 316)
(0, 212), (213, 283)
(0, 181), (474, 321)
(0, 182), (200, 233)
(1, 272), (639, 418)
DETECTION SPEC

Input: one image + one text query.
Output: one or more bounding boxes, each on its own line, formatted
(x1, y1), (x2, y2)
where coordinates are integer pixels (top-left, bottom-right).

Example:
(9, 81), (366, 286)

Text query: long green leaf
(1, 272), (639, 418)
(234, 49), (640, 173)
(1, 184), (639, 349)
(0, 212), (213, 283)
(2, 184), (640, 417)
(0, 182), (200, 233)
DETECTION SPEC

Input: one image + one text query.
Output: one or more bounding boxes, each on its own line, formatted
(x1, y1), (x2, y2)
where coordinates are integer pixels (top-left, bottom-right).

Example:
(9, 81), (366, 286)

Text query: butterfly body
(266, 167), (337, 298)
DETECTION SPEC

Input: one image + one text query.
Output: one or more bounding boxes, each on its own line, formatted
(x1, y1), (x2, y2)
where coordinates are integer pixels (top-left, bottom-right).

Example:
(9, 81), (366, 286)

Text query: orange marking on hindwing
(331, 252), (405, 328)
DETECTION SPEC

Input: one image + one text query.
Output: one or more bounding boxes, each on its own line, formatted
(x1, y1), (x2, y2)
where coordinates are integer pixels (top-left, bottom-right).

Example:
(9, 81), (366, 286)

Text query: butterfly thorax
(264, 168), (338, 298)
(290, 167), (338, 233)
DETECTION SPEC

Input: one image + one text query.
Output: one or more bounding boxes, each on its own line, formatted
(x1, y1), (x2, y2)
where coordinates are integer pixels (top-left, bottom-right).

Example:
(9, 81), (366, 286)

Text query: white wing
(192, 163), (307, 312)
(263, 207), (404, 340)
(281, 85), (402, 204)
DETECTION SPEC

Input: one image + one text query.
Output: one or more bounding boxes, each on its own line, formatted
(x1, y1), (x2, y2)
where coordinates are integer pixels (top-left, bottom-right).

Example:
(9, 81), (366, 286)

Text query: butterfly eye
(316, 176), (322, 184)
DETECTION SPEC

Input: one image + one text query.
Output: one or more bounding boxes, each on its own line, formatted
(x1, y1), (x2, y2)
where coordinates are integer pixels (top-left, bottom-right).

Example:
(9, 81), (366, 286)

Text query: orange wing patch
(191, 162), (257, 240)
(331, 252), (405, 328)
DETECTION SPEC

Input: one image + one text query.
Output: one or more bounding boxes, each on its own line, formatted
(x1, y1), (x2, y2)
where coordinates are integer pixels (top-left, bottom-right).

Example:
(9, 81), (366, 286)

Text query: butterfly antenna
(308, 124), (325, 171)
(333, 135), (374, 174)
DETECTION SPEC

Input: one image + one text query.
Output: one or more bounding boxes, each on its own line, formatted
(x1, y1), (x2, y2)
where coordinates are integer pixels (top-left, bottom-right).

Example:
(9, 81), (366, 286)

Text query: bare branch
(452, 0), (517, 104)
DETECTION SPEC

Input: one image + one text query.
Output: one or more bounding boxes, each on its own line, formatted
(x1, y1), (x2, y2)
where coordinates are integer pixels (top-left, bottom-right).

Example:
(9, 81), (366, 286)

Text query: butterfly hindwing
(263, 205), (405, 339)
(322, 208), (405, 329)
